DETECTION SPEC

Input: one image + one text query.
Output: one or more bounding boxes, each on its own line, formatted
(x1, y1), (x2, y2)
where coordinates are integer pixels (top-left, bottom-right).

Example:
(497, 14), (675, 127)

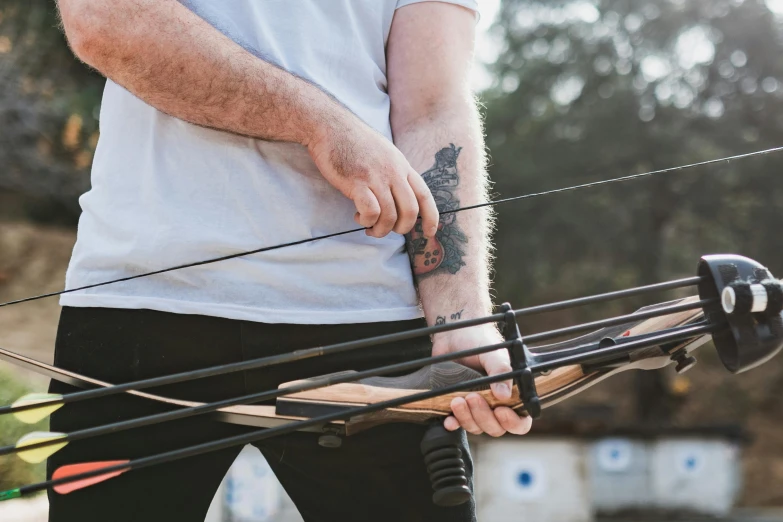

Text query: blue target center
(517, 470), (534, 488)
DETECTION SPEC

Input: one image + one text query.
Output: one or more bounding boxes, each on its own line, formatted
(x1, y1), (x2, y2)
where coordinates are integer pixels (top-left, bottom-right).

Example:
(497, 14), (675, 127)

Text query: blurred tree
(0, 0), (102, 224)
(483, 0), (783, 424)
(487, 0), (783, 306)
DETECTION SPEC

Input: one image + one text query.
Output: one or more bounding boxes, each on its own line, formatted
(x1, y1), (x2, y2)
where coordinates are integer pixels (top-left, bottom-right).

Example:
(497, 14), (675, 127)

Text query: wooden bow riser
(278, 335), (707, 436)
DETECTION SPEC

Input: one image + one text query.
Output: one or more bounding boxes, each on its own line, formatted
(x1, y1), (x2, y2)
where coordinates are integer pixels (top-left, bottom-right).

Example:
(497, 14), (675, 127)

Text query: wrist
(432, 322), (502, 349)
(301, 94), (354, 150)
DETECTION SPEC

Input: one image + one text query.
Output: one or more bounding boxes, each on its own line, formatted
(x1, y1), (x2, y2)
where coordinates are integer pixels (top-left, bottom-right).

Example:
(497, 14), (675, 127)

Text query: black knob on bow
(420, 423), (472, 507)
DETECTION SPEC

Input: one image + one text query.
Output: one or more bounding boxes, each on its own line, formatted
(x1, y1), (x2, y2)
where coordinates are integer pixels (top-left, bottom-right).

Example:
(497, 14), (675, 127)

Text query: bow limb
(0, 346), (326, 432)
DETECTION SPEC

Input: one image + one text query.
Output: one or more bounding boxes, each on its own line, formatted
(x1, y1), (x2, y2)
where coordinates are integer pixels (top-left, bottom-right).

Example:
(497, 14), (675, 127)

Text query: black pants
(46, 307), (476, 522)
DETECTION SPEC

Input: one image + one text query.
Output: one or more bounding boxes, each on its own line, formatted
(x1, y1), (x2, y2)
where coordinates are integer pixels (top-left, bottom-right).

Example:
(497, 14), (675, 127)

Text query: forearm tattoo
(406, 144), (468, 279)
(434, 309), (465, 325)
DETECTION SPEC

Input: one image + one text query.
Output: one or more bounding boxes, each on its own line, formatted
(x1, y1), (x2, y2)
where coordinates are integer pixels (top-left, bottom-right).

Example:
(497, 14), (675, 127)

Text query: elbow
(57, 0), (113, 66)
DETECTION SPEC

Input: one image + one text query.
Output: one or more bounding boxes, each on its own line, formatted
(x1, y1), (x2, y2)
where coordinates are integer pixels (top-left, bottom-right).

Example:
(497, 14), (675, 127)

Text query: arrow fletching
(52, 460), (131, 494)
(12, 393), (64, 424)
(16, 432), (68, 463)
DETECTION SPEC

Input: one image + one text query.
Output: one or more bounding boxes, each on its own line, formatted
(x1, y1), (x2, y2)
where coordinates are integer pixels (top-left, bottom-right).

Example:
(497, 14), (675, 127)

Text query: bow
(1, 149), (783, 506)
(0, 294), (708, 432)
(1, 254), (780, 505)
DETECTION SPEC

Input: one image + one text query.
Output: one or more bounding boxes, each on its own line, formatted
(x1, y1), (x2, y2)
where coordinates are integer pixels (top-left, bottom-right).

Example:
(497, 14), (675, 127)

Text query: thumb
(479, 349), (513, 401)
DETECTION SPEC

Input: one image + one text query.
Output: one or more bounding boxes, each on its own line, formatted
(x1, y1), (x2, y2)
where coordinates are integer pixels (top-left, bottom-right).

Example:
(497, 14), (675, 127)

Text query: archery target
(502, 459), (547, 500)
(595, 438), (633, 472)
(674, 444), (706, 477)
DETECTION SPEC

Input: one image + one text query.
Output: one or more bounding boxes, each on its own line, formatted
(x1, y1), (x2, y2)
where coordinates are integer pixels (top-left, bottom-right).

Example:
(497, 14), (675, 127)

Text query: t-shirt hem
(59, 294), (425, 325)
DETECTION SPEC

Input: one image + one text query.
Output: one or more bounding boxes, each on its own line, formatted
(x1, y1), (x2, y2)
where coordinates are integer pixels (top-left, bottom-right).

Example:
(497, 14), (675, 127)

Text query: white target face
(502, 459), (547, 500)
(596, 439), (633, 472)
(674, 445), (705, 477)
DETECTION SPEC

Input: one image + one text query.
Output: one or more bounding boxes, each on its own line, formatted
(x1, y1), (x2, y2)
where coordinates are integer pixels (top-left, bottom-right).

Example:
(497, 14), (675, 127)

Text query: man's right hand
(57, 0), (438, 241)
(308, 119), (439, 239)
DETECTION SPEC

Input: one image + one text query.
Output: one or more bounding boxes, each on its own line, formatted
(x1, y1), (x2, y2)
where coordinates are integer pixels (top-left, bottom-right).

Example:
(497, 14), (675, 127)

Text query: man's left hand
(433, 326), (533, 437)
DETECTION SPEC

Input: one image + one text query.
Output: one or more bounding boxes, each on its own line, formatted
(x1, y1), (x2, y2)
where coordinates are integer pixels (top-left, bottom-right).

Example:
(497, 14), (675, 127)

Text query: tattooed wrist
(434, 309), (464, 325)
(406, 144), (468, 279)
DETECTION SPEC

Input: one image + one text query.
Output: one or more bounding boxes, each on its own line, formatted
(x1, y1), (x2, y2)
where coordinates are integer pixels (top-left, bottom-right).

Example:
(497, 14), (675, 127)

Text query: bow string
(1, 145), (782, 309)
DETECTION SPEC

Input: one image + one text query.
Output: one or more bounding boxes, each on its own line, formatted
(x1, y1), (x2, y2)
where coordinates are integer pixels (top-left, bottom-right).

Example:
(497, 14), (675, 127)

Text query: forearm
(394, 102), (494, 331)
(57, 0), (346, 146)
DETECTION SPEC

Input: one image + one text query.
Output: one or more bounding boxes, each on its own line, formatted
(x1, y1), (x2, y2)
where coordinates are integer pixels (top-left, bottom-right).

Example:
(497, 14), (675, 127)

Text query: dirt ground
(0, 220), (781, 507)
(0, 222), (74, 380)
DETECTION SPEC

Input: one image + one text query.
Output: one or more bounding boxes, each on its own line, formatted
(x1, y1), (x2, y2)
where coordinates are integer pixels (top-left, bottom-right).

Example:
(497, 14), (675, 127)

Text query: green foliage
(484, 0), (783, 325)
(0, 370), (46, 491)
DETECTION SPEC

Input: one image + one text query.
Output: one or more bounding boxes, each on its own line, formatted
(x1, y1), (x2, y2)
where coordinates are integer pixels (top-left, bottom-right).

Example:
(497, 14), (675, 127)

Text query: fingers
(444, 415), (461, 432)
(408, 172), (439, 238)
(352, 168), (437, 239)
(390, 181), (420, 235)
(479, 349), (513, 401)
(352, 186), (381, 229)
(444, 349), (533, 437)
(496, 407), (533, 435)
(453, 395), (506, 437)
(366, 188), (397, 238)
(449, 396), (482, 435)
(446, 396), (534, 437)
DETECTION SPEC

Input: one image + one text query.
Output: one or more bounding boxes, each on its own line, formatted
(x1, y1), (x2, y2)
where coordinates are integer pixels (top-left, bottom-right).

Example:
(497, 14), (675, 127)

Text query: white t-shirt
(61, 0), (479, 324)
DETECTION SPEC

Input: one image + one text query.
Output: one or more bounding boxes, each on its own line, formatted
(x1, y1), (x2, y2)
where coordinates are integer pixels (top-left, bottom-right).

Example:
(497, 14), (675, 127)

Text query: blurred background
(1, 0), (783, 520)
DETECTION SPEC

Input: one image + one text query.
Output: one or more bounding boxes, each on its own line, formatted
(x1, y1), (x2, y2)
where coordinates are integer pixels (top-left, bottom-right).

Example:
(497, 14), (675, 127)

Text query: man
(52, 1), (531, 520)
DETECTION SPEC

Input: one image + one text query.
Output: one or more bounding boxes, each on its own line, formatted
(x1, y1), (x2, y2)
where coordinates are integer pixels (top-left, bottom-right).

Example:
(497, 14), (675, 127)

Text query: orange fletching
(52, 460), (131, 494)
